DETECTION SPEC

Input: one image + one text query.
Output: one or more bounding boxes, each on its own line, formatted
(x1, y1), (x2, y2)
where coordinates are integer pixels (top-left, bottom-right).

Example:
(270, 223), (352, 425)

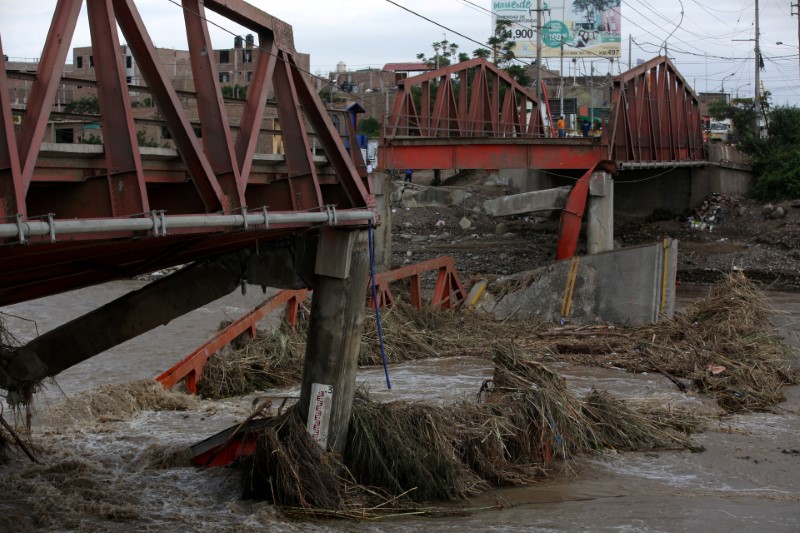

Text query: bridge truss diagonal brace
(0, 37), (24, 219)
(112, 0), (227, 213)
(182, 0), (245, 209)
(87, 0), (149, 217)
(16, 0), (83, 201)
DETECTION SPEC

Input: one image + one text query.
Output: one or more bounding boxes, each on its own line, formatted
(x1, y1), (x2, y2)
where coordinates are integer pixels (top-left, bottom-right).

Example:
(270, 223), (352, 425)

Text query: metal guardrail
(156, 256), (467, 393)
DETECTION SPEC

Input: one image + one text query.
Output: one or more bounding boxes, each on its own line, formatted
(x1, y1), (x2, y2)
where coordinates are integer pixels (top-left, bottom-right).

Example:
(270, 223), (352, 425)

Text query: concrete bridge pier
(587, 171), (614, 254)
(296, 228), (371, 454)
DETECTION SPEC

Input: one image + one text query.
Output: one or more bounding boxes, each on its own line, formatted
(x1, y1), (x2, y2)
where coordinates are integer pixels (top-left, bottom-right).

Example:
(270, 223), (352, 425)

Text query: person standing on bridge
(557, 116), (566, 138)
(581, 119), (591, 138)
(404, 168), (413, 183)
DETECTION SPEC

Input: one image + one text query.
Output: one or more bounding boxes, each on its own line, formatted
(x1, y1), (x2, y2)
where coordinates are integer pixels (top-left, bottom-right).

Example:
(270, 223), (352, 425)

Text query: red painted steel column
(235, 34), (277, 185)
(182, 0), (245, 210)
(272, 53), (323, 211)
(112, 0), (226, 213)
(87, 0), (149, 217)
(16, 0), (82, 198)
(0, 37), (24, 219)
(289, 55), (371, 209)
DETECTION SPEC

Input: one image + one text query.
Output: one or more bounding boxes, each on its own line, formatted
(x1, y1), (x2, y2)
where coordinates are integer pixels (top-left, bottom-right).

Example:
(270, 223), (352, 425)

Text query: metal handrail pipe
(0, 209), (376, 239)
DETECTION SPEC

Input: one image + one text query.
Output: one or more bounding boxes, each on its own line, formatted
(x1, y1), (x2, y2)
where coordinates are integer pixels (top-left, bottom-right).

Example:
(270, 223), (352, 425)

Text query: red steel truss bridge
(378, 56), (707, 259)
(379, 55), (706, 173)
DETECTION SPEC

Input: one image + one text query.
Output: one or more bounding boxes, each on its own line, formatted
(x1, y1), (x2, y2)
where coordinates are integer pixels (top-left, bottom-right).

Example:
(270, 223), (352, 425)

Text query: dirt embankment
(388, 171), (800, 291)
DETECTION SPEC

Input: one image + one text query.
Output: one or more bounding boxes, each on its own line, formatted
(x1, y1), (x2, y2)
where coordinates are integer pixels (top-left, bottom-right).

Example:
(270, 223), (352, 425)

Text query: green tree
(136, 130), (160, 148)
(221, 84), (248, 99)
(80, 133), (103, 145)
(746, 106), (800, 200)
(708, 98), (757, 146)
(65, 95), (100, 115)
(710, 100), (800, 200)
(417, 38), (460, 69)
(357, 116), (381, 138)
(486, 20), (516, 67)
(572, 0), (620, 24)
(474, 20), (531, 86)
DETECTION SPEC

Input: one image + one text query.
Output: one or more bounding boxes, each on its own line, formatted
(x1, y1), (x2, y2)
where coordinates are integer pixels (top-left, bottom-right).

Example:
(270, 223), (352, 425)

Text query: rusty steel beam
(16, 0), (82, 201)
(290, 54), (372, 209)
(0, 257), (243, 389)
(87, 0), (149, 217)
(379, 140), (603, 171)
(236, 34), (278, 185)
(272, 52), (323, 211)
(387, 59), (541, 142)
(182, 0), (245, 209)
(112, 0), (226, 212)
(0, 37), (24, 219)
(604, 56), (703, 164)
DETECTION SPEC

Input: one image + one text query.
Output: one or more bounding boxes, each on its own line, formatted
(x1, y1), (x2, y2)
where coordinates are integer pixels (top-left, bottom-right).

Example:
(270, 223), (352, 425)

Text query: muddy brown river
(1, 282), (798, 532)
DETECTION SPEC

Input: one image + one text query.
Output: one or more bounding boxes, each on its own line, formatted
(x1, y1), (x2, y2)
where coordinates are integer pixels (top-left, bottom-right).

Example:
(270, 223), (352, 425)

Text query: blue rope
(367, 223), (392, 389)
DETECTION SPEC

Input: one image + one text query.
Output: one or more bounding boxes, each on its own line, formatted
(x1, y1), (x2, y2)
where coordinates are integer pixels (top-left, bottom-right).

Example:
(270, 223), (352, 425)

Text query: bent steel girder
(604, 56), (704, 163)
(0, 237), (317, 389)
(384, 58), (544, 141)
(0, 0), (373, 305)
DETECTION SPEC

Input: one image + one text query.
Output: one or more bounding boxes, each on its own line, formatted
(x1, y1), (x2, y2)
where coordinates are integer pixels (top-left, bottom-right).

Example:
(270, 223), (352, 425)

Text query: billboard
(491, 0), (621, 59)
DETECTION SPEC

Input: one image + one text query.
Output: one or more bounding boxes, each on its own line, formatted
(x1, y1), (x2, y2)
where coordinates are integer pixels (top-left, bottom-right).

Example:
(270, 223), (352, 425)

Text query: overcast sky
(1, 0), (799, 106)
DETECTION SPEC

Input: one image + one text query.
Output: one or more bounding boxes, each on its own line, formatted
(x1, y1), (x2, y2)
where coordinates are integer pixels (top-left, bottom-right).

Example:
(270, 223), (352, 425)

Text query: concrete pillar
(297, 228), (370, 454)
(372, 173), (392, 272)
(587, 171), (614, 255)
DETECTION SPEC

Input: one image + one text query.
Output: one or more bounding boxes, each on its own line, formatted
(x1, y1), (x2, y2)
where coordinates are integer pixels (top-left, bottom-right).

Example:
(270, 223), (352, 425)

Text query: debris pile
(198, 299), (521, 398)
(524, 273), (797, 412)
(240, 346), (700, 518)
(643, 272), (797, 411)
(687, 192), (733, 231)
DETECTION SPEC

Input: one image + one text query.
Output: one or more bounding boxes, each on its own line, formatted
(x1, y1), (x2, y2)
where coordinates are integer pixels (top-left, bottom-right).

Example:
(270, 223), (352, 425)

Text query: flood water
(1, 282), (799, 532)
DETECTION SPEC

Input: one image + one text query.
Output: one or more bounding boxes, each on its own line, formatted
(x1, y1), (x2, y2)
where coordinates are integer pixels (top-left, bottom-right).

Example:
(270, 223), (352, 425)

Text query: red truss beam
(384, 58), (544, 140)
(603, 56), (704, 163)
(0, 0), (374, 305)
(0, 37), (23, 219)
(87, 0), (149, 217)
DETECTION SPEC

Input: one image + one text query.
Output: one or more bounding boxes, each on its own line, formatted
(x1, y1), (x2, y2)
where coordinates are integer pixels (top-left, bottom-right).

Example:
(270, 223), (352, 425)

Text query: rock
(770, 206), (787, 219)
(411, 235), (427, 244)
(471, 205), (482, 213)
(459, 216), (472, 230)
(495, 222), (509, 235)
(399, 233), (413, 240)
(406, 250), (413, 257)
(734, 205), (748, 217)
(502, 232), (516, 238)
(761, 203), (775, 217)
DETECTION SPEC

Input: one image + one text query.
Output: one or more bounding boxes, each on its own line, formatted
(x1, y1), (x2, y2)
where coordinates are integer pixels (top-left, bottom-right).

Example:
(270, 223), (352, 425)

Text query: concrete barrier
(490, 239), (678, 326)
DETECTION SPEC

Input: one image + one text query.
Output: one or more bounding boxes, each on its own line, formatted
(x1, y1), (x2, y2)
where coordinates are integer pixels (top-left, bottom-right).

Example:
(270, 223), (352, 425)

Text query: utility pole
(534, 0), (543, 99)
(793, 3), (800, 73)
(559, 41), (564, 120)
(754, 0), (761, 136)
(628, 34), (632, 70)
